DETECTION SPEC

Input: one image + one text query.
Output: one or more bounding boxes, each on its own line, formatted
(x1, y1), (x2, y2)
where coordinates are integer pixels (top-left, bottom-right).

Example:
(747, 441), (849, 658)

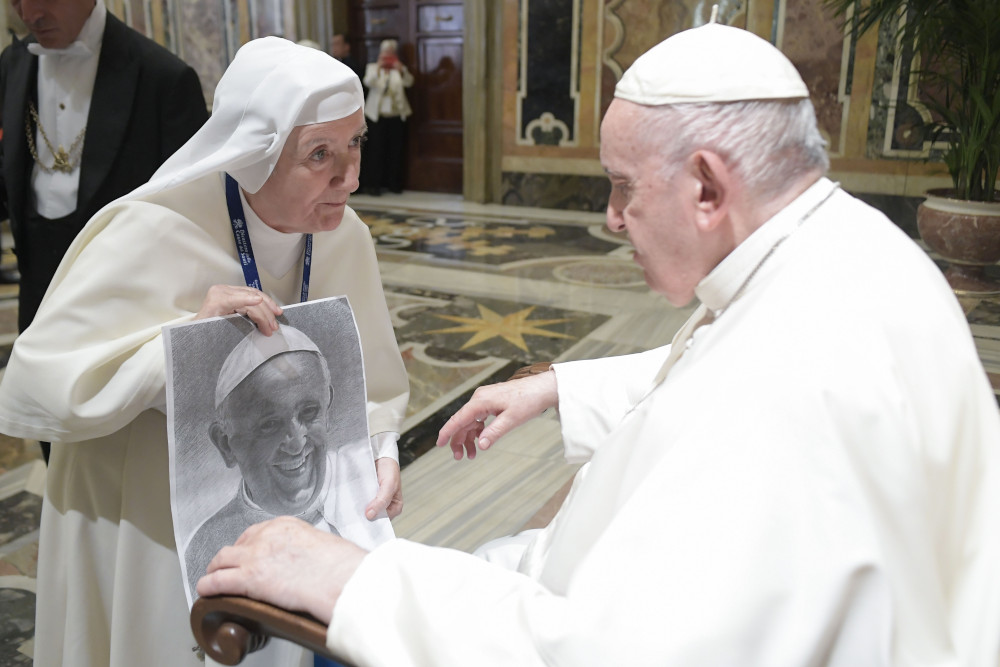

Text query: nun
(0, 37), (409, 667)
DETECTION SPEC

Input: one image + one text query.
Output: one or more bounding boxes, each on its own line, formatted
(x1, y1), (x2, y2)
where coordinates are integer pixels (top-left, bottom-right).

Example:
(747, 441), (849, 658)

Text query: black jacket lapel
(77, 13), (137, 212)
(1, 40), (36, 239)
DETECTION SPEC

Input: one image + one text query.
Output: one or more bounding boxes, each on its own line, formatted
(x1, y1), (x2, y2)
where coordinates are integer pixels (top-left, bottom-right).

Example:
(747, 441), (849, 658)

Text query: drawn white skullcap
(215, 325), (322, 408)
(615, 23), (808, 106)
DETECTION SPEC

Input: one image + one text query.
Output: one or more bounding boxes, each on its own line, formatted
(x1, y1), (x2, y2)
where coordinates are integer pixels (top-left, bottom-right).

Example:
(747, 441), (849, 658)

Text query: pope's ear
(208, 422), (238, 468)
(690, 150), (730, 232)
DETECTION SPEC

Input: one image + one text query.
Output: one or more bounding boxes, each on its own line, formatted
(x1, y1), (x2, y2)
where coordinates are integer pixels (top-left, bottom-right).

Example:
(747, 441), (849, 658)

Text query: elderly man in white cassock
(196, 21), (1000, 667)
(0, 38), (408, 667)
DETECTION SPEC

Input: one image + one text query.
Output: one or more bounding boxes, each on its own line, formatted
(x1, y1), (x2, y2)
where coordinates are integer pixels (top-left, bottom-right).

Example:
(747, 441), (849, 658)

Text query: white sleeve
(328, 540), (552, 667)
(0, 201), (203, 442)
(368, 431), (399, 462)
(399, 65), (414, 87)
(327, 467), (895, 667)
(362, 63), (379, 88)
(333, 211), (409, 438)
(553, 345), (670, 462)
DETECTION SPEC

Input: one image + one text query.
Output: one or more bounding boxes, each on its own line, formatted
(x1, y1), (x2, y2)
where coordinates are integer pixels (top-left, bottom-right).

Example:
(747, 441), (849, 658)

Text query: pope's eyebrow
(604, 167), (630, 184)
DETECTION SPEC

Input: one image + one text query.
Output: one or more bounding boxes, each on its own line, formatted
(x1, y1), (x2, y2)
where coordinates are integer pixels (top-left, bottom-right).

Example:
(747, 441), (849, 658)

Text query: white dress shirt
(28, 0), (106, 219)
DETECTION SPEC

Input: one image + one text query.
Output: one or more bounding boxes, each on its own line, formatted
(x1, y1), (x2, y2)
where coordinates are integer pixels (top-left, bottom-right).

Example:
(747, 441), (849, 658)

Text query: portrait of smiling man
(165, 298), (394, 606)
(210, 329), (332, 516)
(182, 324), (341, 597)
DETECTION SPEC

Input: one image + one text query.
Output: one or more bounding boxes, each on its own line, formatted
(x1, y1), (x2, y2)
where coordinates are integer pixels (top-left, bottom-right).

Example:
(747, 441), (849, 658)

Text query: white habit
(0, 171), (408, 666)
(0, 36), (406, 666)
(325, 180), (1000, 666)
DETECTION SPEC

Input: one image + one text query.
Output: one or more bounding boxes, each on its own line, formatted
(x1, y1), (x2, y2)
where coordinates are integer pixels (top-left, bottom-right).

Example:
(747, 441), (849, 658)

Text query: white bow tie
(27, 41), (92, 58)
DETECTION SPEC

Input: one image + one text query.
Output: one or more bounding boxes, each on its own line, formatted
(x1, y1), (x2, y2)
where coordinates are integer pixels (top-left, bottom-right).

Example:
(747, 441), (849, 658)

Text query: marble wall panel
(601, 0), (745, 117)
(252, 0), (290, 39)
(517, 0), (582, 146)
(867, 13), (947, 161)
(170, 0), (231, 104)
(113, 0), (296, 106)
(501, 0), (955, 203)
(499, 173), (923, 242)
(780, 0), (849, 156)
(501, 172), (611, 211)
(505, 0), (753, 205)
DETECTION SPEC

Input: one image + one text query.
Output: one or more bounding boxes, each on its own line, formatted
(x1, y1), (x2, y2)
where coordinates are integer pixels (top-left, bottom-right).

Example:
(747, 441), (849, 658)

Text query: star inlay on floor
(426, 303), (575, 352)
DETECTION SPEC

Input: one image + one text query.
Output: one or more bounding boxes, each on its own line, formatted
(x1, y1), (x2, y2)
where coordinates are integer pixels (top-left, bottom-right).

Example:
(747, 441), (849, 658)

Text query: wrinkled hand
(436, 370), (558, 460)
(366, 457), (403, 520)
(196, 284), (283, 335)
(196, 516), (367, 625)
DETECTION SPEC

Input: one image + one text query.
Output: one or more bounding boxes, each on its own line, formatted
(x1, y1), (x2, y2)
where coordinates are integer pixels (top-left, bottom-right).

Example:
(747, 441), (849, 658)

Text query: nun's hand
(366, 457), (403, 520)
(196, 284), (283, 335)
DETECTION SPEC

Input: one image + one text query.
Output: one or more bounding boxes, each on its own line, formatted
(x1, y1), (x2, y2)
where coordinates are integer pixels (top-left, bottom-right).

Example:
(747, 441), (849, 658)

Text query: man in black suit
(0, 0), (208, 335)
(331, 31), (362, 81)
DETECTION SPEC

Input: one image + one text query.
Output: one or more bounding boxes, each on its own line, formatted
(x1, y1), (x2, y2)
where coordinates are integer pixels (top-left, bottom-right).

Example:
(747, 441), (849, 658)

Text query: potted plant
(823, 0), (1000, 295)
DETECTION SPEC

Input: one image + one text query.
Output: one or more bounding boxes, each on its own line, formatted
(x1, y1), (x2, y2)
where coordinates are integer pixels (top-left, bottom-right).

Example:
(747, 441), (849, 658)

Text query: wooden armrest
(508, 361), (553, 381)
(191, 595), (355, 666)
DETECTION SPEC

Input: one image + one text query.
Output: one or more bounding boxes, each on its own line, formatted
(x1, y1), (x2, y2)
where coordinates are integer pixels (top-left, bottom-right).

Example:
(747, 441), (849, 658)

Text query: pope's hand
(436, 369), (559, 460)
(196, 516), (367, 625)
(196, 284), (283, 334)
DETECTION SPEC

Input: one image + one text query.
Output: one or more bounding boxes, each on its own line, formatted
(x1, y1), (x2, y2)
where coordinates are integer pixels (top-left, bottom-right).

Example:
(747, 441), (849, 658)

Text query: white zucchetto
(215, 324), (323, 408)
(615, 23), (808, 106)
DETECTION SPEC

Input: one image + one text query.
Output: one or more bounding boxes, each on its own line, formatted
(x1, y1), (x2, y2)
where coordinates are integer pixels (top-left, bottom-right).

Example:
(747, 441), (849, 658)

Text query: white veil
(127, 36), (364, 201)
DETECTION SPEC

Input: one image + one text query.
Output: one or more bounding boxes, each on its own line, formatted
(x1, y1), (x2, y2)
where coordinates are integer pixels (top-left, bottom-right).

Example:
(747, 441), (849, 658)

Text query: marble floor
(1, 191), (999, 665)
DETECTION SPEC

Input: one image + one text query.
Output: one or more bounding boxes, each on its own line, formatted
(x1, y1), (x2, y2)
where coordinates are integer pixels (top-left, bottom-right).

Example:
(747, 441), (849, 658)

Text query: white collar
(696, 177), (838, 314)
(237, 182), (306, 280)
(238, 450), (336, 524)
(27, 0), (106, 58)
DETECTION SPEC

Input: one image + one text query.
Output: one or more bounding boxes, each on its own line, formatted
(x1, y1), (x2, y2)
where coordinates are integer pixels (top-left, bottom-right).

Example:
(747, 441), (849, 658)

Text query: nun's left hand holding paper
(196, 284), (284, 335)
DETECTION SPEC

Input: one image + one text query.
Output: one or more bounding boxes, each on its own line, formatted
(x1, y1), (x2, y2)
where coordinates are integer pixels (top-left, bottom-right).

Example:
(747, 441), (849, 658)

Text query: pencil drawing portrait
(164, 297), (393, 605)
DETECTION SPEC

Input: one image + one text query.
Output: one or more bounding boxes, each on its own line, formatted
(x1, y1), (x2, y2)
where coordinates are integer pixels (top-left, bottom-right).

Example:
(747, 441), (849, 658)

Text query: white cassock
(326, 179), (1000, 666)
(0, 172), (409, 667)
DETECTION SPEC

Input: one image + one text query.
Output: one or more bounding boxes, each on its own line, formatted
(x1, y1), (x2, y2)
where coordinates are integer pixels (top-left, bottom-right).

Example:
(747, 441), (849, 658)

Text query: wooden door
(349, 0), (463, 194)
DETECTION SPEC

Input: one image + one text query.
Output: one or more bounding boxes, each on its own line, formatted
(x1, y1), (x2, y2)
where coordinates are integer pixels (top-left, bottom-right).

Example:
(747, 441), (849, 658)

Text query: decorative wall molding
(516, 0), (582, 147)
(878, 10), (947, 159)
(99, 0), (299, 105)
(777, 0), (852, 159)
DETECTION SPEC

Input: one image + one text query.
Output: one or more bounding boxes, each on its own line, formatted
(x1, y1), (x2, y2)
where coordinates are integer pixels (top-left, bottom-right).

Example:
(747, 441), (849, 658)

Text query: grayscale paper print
(164, 296), (394, 607)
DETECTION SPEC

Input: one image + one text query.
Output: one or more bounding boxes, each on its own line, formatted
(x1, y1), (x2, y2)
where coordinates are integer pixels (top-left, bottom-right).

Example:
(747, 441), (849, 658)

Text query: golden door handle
(371, 17), (387, 26)
(436, 14), (453, 21)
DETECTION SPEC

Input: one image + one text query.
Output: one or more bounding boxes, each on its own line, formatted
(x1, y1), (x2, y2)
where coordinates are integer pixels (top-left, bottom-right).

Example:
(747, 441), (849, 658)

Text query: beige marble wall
(107, 0), (303, 105)
(500, 0), (954, 209)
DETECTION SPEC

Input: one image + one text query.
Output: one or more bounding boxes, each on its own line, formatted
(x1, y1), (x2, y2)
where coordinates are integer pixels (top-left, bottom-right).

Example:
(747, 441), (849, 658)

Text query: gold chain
(25, 101), (86, 173)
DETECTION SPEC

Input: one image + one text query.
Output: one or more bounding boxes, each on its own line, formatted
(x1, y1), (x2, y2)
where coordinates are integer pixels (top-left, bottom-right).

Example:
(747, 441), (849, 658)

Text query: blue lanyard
(225, 173), (312, 303)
